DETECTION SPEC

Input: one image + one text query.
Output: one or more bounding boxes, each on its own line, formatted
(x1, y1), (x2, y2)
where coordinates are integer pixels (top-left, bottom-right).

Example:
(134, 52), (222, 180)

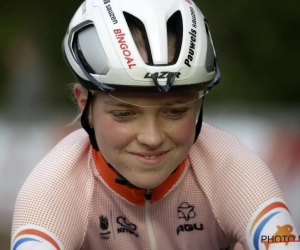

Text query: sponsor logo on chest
(99, 215), (111, 240)
(177, 202), (204, 235)
(99, 215), (139, 240)
(117, 216), (139, 238)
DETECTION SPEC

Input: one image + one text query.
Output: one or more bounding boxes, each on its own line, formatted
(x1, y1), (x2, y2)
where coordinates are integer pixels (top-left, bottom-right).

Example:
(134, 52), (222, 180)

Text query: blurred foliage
(0, 0), (299, 111)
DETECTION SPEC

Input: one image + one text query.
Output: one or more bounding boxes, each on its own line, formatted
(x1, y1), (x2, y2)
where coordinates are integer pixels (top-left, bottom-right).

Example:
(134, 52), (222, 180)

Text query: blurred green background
(0, 0), (299, 249)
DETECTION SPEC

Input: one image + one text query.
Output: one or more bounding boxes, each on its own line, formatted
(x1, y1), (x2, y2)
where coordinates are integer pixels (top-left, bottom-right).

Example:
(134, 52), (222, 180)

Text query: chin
(130, 177), (165, 190)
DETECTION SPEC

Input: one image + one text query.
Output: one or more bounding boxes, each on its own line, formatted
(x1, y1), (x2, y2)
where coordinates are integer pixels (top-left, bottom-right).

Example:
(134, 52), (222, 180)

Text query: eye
(166, 108), (188, 118)
(170, 109), (183, 115)
(113, 111), (131, 117)
(111, 111), (136, 121)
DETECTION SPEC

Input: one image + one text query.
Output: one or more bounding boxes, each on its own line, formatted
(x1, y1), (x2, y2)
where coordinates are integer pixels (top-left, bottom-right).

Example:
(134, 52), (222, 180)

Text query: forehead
(96, 91), (199, 107)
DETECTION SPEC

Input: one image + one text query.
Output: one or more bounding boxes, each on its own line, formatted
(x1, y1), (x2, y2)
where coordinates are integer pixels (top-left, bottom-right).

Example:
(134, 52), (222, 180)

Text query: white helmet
(62, 0), (220, 93)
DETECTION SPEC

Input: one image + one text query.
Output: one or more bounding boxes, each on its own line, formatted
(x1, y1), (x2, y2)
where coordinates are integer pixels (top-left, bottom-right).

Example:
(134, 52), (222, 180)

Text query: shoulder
(15, 127), (94, 200)
(51, 128), (90, 153)
(20, 128), (93, 196)
(29, 128), (92, 182)
(195, 122), (242, 151)
(188, 123), (285, 245)
(190, 122), (277, 181)
(190, 122), (250, 165)
(189, 122), (279, 192)
(12, 129), (95, 248)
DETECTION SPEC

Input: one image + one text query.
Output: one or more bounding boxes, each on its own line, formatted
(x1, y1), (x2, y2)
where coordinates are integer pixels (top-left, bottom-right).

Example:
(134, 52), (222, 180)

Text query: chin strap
(81, 90), (100, 151)
(107, 163), (135, 188)
(194, 98), (204, 143)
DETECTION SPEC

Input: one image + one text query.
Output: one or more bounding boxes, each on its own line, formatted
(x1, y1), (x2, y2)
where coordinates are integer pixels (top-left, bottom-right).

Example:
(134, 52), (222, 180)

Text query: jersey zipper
(145, 189), (157, 250)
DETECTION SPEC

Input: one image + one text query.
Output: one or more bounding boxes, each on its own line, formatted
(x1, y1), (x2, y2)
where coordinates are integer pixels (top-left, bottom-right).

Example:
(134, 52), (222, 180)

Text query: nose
(136, 117), (165, 148)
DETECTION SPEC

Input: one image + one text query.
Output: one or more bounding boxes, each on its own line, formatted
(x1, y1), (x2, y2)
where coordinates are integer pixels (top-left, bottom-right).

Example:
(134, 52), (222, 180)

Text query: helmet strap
(194, 98), (204, 142)
(81, 90), (100, 151)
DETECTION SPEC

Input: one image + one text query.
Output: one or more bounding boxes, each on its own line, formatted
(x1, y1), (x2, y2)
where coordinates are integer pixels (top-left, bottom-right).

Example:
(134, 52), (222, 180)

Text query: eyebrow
(104, 101), (135, 108)
(104, 99), (190, 107)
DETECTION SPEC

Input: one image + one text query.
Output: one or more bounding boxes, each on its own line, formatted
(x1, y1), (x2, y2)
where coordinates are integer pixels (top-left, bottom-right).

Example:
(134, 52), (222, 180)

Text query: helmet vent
(123, 12), (154, 64)
(74, 31), (96, 74)
(167, 11), (183, 65)
(124, 10), (183, 66)
(204, 21), (215, 73)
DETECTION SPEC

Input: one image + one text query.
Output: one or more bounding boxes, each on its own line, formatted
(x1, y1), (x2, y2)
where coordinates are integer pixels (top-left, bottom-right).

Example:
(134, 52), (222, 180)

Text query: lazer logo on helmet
(144, 72), (181, 79)
(114, 29), (136, 69)
(184, 29), (197, 67)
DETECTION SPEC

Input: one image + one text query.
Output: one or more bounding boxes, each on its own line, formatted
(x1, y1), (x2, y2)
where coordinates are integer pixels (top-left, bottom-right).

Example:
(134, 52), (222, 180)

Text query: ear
(74, 83), (88, 112)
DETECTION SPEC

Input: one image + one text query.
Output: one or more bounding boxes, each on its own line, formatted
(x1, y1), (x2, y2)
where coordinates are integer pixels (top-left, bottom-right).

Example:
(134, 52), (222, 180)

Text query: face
(76, 86), (200, 189)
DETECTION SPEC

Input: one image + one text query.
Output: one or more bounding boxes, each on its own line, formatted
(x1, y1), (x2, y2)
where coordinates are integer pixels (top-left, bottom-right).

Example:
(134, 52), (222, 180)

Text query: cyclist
(11, 0), (299, 249)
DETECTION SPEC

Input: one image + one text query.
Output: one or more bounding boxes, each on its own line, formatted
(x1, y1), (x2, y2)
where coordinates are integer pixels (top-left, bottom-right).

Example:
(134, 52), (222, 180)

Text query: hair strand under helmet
(62, 0), (221, 150)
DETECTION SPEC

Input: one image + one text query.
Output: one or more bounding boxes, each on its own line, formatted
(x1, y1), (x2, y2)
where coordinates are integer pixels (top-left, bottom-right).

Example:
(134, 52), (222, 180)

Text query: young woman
(11, 0), (299, 249)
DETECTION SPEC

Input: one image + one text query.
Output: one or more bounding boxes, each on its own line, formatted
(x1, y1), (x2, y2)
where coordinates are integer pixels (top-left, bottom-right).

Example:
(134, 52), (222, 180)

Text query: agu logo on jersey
(247, 198), (300, 250)
(12, 225), (63, 250)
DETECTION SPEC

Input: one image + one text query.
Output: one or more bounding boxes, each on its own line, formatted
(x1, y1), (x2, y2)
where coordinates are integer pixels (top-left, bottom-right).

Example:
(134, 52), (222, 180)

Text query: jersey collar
(93, 149), (186, 206)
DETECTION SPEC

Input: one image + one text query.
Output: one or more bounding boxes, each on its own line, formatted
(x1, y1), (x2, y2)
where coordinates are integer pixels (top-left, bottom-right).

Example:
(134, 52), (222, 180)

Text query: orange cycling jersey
(11, 123), (300, 250)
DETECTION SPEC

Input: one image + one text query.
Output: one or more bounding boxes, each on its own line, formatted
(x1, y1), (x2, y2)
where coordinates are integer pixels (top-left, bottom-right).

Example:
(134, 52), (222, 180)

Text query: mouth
(132, 151), (169, 157)
(129, 151), (170, 163)
(141, 155), (160, 160)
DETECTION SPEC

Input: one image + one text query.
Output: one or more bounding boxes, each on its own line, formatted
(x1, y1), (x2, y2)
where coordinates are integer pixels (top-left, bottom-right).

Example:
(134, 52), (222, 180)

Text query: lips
(129, 151), (169, 163)
(142, 155), (159, 159)
(132, 151), (168, 158)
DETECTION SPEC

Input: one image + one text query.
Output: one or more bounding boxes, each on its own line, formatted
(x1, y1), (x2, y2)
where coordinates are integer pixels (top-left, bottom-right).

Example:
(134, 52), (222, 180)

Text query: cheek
(168, 115), (196, 145)
(93, 116), (134, 150)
